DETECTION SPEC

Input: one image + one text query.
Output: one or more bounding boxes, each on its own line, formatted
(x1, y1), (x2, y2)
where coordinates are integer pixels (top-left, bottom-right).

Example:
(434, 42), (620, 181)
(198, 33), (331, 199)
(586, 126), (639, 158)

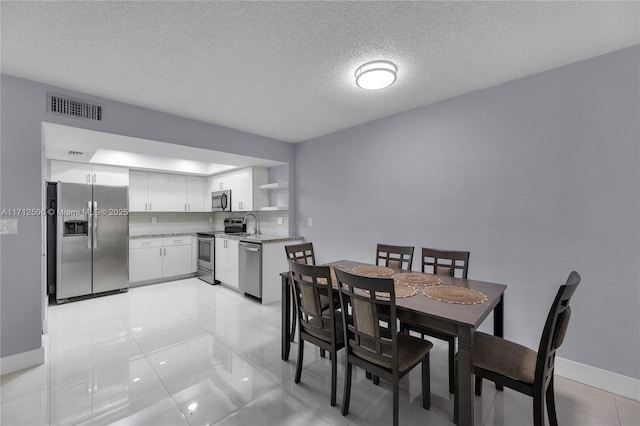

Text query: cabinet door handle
(164, 248), (166, 256)
(86, 173), (91, 184)
(188, 203), (191, 211)
(185, 203), (187, 211)
(160, 248), (162, 256)
(92, 173), (96, 183)
(145, 202), (148, 211)
(150, 203), (152, 210)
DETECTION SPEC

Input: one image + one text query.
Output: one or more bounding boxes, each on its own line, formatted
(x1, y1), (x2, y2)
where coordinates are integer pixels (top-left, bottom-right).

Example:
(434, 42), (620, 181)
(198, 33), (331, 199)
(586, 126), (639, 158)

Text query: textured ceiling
(2, 1), (638, 143)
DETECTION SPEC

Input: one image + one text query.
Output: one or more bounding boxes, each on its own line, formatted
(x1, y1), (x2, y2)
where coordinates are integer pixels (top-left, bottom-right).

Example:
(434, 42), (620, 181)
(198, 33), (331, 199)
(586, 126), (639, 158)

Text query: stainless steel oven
(196, 219), (245, 285)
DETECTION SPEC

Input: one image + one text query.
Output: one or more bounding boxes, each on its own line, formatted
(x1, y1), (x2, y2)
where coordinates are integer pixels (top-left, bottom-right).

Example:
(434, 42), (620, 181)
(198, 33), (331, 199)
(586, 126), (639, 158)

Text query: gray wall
(0, 74), (295, 358)
(295, 46), (640, 379)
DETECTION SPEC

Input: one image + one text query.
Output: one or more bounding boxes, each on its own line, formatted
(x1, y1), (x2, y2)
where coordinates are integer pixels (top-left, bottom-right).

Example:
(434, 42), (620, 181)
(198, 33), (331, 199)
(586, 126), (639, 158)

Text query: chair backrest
(535, 271), (580, 390)
(421, 247), (470, 278)
(334, 268), (399, 371)
(287, 259), (337, 340)
(285, 242), (316, 265)
(376, 244), (414, 270)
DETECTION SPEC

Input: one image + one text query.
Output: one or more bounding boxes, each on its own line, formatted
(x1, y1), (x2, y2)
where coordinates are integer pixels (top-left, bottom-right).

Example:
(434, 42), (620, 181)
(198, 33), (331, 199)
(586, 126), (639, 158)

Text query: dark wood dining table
(280, 260), (507, 426)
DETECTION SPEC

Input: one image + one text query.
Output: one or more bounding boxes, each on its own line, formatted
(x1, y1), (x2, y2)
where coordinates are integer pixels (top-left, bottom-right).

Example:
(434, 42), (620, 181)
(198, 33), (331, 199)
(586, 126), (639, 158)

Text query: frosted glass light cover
(355, 61), (397, 90)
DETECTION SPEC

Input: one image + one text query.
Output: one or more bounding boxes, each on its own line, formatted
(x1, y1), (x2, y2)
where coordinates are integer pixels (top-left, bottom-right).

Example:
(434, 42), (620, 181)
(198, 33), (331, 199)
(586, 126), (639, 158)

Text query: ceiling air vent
(66, 150), (86, 157)
(48, 93), (103, 121)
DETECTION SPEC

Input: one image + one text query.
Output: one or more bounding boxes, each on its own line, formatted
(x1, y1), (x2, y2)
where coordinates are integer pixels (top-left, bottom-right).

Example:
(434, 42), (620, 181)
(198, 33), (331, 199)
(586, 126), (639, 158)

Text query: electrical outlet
(0, 218), (18, 235)
(209, 216), (213, 223)
(277, 216), (283, 225)
(151, 217), (157, 224)
(307, 218), (313, 227)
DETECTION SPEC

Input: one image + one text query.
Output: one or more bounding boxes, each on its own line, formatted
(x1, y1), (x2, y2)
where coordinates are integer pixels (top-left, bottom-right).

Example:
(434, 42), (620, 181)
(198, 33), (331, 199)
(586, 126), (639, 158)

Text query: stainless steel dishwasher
(239, 241), (262, 298)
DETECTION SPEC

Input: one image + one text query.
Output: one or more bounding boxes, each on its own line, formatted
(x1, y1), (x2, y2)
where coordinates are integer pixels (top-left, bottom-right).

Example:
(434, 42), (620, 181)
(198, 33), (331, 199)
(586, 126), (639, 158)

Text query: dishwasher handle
(239, 242), (261, 252)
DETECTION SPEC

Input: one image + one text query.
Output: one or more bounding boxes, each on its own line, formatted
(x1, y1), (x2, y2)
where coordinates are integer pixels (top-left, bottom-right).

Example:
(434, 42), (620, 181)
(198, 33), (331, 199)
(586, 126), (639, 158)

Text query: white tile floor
(1, 278), (638, 425)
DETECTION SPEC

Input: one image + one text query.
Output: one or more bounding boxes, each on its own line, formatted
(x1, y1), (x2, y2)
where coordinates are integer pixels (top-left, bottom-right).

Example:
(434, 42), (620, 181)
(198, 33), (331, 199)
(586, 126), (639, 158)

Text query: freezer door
(57, 182), (92, 300)
(92, 185), (129, 294)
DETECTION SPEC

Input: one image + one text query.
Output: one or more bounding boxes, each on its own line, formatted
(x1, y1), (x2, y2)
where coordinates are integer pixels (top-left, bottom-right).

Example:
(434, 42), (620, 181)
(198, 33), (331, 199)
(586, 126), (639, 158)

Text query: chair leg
(341, 362), (352, 416)
(448, 336), (455, 394)
(392, 379), (399, 426)
(290, 288), (296, 342)
(330, 350), (337, 407)
(475, 375), (482, 396)
(294, 339), (304, 383)
(546, 375), (558, 426)
(422, 354), (431, 410)
(533, 392), (545, 426)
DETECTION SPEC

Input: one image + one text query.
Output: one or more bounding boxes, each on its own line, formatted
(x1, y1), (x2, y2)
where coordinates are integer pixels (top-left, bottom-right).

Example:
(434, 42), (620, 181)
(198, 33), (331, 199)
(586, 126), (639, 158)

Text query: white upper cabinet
(207, 167), (268, 212)
(148, 173), (169, 211)
(168, 174), (205, 212)
(131, 171), (206, 212)
(167, 174), (188, 212)
(129, 171), (168, 212)
(187, 176), (205, 211)
(50, 160), (129, 186)
(129, 171), (148, 211)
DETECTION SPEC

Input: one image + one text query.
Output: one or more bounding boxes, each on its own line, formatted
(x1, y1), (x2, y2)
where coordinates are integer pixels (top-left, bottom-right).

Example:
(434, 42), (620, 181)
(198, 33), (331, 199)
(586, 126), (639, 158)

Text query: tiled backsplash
(213, 211), (289, 236)
(129, 211), (289, 236)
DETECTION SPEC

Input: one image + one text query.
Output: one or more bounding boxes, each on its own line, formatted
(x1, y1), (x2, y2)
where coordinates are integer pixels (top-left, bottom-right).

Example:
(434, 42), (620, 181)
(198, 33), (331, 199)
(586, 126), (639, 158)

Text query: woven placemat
(422, 285), (487, 305)
(364, 282), (418, 298)
(318, 263), (349, 288)
(351, 265), (394, 277)
(394, 272), (441, 287)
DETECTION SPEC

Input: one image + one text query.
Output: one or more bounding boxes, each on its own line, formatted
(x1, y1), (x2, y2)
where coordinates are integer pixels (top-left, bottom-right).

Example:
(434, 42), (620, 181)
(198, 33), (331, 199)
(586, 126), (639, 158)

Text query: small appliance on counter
(196, 217), (246, 284)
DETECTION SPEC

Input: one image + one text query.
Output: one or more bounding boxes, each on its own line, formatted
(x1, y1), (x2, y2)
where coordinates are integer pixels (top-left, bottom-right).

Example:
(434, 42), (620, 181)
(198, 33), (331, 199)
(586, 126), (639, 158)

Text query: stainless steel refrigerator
(56, 182), (128, 301)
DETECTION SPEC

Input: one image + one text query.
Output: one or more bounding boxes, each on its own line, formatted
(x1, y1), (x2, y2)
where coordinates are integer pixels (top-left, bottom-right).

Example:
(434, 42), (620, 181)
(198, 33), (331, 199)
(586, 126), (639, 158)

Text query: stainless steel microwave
(211, 190), (231, 211)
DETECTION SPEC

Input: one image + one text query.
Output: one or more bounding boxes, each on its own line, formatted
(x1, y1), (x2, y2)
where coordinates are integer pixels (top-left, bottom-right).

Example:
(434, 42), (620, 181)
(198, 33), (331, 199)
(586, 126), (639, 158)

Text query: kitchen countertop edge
(220, 234), (304, 244)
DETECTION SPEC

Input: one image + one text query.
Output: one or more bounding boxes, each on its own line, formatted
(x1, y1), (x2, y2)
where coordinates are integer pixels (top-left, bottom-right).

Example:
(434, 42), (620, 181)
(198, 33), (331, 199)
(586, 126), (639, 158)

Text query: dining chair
(287, 259), (345, 406)
(334, 268), (432, 426)
(401, 247), (470, 393)
(455, 271), (581, 426)
(376, 243), (414, 270)
(285, 242), (316, 265)
(285, 242), (319, 345)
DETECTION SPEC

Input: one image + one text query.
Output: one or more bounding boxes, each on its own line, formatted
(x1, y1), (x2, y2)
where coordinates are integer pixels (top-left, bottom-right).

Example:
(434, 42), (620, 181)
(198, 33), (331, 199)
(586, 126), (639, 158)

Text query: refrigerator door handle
(87, 201), (92, 248)
(93, 201), (98, 248)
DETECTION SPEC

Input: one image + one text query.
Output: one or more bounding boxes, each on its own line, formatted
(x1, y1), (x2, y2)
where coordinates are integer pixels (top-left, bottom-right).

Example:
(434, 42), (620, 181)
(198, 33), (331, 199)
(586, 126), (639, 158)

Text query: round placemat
(422, 286), (487, 305)
(351, 265), (394, 277)
(394, 272), (441, 287)
(364, 282), (418, 298)
(318, 263), (349, 288)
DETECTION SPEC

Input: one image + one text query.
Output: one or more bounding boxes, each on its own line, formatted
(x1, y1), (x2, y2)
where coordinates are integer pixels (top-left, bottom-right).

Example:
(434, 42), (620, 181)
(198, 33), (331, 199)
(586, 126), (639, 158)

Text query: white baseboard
(0, 346), (45, 376)
(555, 357), (640, 401)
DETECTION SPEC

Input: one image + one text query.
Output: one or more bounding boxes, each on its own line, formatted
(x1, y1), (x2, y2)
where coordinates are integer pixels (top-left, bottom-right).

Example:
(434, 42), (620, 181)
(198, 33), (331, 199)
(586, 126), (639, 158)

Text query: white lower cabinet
(215, 237), (239, 289)
(129, 236), (192, 284)
(129, 241), (163, 283)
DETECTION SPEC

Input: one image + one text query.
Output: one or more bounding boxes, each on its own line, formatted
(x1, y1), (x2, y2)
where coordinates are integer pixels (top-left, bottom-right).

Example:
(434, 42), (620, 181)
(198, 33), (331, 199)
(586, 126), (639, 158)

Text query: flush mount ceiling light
(355, 60), (397, 90)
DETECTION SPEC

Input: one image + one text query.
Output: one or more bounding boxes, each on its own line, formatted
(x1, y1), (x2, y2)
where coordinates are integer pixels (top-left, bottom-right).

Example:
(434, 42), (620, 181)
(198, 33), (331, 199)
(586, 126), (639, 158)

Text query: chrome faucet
(243, 213), (260, 235)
